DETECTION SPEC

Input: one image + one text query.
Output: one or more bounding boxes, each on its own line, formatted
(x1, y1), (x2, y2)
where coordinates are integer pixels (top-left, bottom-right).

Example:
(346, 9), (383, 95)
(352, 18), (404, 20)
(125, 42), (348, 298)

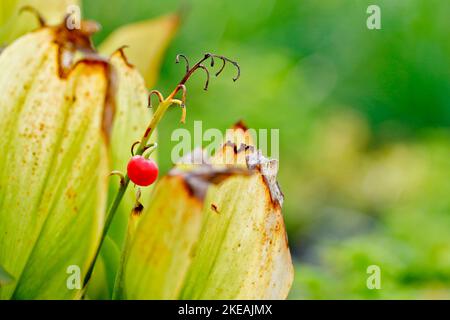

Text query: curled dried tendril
(147, 53), (240, 123)
(19, 6), (46, 26)
(175, 52), (241, 90)
(175, 54), (190, 73)
(148, 90), (164, 109)
(132, 188), (144, 216)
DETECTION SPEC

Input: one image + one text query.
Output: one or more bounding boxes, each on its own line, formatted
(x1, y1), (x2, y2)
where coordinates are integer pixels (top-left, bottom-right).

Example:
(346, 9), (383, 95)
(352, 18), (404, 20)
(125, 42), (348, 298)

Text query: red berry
(127, 155), (159, 186)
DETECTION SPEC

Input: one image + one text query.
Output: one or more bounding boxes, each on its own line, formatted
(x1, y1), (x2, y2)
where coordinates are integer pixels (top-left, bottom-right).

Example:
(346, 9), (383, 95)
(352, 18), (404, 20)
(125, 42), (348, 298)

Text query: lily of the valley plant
(0, 3), (293, 300)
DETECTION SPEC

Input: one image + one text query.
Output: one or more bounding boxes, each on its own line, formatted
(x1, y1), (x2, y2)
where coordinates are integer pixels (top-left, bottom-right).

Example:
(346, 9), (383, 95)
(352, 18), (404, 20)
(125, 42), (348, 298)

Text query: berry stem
(82, 99), (172, 290)
(82, 53), (240, 293)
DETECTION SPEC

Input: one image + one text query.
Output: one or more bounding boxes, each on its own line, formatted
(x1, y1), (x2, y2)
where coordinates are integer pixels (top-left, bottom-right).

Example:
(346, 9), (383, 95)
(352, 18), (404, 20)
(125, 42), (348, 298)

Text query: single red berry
(127, 155), (159, 187)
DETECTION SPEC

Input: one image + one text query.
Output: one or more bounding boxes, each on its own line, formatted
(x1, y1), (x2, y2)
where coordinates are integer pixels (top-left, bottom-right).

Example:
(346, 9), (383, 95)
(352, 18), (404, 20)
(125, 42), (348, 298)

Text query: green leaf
(179, 132), (293, 299)
(115, 174), (205, 299)
(99, 14), (179, 87)
(179, 170), (293, 299)
(0, 0), (17, 27)
(0, 27), (109, 299)
(120, 125), (294, 299)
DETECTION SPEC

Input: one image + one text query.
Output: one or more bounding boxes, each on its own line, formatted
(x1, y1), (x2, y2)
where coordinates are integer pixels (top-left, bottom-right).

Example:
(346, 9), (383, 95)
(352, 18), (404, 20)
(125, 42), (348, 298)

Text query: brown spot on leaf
(211, 203), (219, 213)
(170, 165), (253, 201)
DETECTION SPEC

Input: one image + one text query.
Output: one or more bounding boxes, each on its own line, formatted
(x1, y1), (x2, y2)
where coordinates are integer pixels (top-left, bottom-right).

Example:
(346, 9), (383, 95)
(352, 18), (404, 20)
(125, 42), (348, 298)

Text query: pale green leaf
(117, 174), (205, 299)
(179, 140), (293, 299)
(120, 126), (294, 299)
(180, 173), (293, 299)
(99, 14), (179, 87)
(0, 27), (109, 299)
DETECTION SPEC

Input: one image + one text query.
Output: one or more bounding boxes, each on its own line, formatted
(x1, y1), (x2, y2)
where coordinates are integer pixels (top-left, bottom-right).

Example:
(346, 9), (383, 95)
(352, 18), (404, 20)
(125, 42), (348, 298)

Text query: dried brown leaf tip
(20, 6), (101, 60)
(232, 120), (248, 131)
(55, 15), (100, 52)
(132, 188), (144, 216)
(170, 164), (253, 201)
(246, 150), (284, 207)
(49, 16), (107, 78)
(32, 14), (119, 140)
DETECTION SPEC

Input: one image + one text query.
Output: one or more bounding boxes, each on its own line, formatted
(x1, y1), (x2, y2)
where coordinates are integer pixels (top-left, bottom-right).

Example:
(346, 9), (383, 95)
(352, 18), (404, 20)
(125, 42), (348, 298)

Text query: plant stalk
(82, 98), (173, 289)
(81, 52), (239, 293)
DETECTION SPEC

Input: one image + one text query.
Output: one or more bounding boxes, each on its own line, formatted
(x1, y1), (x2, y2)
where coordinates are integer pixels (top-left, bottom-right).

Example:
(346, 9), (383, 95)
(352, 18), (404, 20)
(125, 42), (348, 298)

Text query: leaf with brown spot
(119, 125), (293, 299)
(115, 175), (204, 299)
(178, 124), (293, 299)
(179, 166), (293, 299)
(0, 27), (109, 299)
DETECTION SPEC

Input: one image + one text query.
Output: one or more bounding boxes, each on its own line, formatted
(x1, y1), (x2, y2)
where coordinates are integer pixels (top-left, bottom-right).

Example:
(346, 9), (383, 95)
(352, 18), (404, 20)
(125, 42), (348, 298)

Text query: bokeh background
(84, 0), (450, 299)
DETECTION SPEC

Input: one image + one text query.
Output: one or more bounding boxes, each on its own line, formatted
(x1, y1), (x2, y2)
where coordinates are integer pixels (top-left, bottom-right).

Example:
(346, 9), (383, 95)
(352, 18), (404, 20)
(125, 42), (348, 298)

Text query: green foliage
(0, 28), (109, 299)
(289, 128), (450, 299)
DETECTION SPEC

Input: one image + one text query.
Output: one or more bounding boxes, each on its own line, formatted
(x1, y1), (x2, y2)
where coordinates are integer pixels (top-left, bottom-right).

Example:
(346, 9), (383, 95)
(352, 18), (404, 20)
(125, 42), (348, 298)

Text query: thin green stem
(82, 98), (173, 290)
(137, 99), (172, 154)
(82, 180), (131, 289)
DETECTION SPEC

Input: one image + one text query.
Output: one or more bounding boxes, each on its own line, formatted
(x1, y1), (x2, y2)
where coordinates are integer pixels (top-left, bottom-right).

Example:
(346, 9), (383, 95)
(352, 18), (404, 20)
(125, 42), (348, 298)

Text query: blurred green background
(84, 0), (450, 299)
